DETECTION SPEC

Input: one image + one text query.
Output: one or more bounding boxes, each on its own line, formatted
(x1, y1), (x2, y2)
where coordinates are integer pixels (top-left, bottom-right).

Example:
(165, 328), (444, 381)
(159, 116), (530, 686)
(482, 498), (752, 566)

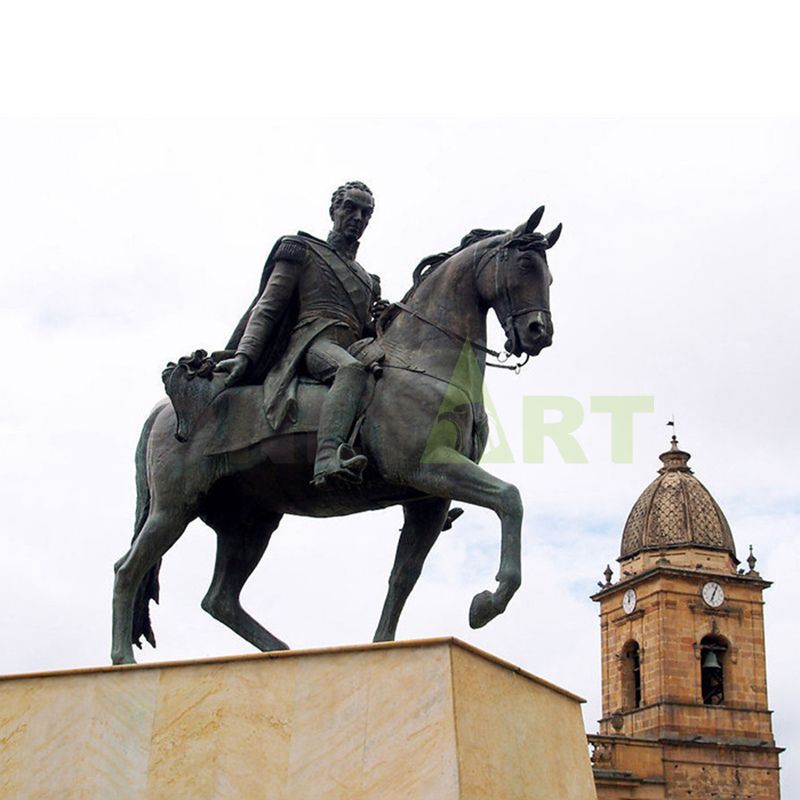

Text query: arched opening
(622, 640), (642, 709)
(700, 635), (727, 705)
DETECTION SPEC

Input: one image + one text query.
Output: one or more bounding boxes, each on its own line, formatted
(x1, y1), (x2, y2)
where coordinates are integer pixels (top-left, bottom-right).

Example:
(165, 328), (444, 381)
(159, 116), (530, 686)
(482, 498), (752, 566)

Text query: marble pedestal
(0, 638), (597, 799)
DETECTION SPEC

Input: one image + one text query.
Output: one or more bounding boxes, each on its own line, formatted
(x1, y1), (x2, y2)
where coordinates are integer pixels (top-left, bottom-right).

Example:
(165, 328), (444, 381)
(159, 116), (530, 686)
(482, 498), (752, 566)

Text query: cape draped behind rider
(224, 236), (297, 387)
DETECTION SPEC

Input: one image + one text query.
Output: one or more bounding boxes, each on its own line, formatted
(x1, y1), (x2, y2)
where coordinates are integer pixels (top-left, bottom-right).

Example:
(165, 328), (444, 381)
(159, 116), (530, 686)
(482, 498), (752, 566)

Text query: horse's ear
(525, 206), (545, 233)
(545, 223), (562, 249)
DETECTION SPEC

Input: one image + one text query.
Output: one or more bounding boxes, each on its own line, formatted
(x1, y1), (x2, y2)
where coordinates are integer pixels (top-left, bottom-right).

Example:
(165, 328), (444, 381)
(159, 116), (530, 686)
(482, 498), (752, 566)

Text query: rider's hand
(371, 299), (390, 319)
(214, 353), (250, 387)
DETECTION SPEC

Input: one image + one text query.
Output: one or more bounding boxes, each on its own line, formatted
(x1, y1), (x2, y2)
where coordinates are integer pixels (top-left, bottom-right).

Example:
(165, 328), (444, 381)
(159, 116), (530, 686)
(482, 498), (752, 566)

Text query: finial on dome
(658, 434), (692, 473)
(667, 416), (677, 439)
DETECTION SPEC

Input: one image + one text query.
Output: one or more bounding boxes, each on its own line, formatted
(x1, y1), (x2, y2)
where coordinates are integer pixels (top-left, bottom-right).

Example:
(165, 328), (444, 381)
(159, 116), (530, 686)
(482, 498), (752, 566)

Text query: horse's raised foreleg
(403, 450), (522, 629)
(111, 509), (190, 665)
(201, 513), (289, 652)
(373, 497), (450, 643)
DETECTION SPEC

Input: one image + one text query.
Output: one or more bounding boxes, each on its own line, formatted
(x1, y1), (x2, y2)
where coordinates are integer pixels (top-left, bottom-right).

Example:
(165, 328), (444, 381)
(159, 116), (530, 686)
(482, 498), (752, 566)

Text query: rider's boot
(311, 363), (369, 487)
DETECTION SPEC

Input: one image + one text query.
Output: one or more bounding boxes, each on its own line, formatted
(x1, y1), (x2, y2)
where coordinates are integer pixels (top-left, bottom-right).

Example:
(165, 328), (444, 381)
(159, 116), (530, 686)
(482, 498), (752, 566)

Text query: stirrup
(311, 444), (368, 487)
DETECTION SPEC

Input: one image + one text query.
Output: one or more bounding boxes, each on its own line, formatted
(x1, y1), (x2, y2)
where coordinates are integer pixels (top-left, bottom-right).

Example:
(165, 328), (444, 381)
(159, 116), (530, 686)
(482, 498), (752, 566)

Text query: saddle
(163, 338), (384, 456)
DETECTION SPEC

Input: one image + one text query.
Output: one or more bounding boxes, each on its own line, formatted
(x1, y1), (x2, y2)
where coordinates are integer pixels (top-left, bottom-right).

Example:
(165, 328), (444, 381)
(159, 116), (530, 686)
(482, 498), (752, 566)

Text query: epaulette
(296, 230), (326, 245)
(294, 231), (333, 257)
(273, 237), (308, 263)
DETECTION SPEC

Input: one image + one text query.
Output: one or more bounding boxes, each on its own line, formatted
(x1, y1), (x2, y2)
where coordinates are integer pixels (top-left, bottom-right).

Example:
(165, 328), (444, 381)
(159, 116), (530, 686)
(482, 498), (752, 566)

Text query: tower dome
(620, 436), (737, 561)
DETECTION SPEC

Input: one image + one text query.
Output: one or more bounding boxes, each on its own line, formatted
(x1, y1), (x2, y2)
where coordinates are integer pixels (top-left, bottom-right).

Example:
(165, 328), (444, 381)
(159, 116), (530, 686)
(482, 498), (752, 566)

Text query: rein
(391, 301), (529, 372)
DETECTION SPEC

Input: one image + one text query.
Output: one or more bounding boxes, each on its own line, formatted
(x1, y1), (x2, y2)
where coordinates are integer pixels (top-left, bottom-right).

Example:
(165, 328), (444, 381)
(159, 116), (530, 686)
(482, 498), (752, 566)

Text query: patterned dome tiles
(620, 438), (736, 559)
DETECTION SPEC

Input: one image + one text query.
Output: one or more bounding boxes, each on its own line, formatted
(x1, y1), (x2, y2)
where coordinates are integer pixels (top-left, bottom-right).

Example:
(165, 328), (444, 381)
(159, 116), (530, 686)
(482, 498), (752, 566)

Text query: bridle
(476, 240), (552, 370)
(389, 239), (551, 373)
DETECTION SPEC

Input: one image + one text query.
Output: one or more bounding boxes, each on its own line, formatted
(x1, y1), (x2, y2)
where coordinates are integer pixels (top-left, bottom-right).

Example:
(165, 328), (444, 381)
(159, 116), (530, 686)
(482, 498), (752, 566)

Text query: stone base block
(0, 638), (597, 799)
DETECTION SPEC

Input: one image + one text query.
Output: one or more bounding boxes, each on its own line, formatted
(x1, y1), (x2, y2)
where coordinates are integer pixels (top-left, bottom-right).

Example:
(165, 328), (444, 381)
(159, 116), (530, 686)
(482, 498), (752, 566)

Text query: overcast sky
(2, 2), (798, 795)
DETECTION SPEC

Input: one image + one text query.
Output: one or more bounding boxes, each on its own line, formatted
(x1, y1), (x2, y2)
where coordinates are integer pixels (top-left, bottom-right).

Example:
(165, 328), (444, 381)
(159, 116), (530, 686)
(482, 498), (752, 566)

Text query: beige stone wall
(602, 702), (775, 741)
(594, 780), (665, 800)
(622, 547), (736, 577)
(589, 735), (781, 800)
(662, 742), (781, 800)
(596, 557), (772, 740)
(589, 734), (666, 800)
(590, 735), (663, 779)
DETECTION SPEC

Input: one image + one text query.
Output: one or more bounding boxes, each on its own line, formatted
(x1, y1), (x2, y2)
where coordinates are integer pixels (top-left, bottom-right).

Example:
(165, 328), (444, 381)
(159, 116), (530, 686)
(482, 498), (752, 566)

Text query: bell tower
(589, 437), (782, 799)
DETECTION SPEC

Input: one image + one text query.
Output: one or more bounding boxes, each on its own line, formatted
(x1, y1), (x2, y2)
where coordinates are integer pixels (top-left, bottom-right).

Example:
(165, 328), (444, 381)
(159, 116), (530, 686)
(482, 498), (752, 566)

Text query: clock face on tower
(622, 588), (637, 614)
(702, 581), (725, 608)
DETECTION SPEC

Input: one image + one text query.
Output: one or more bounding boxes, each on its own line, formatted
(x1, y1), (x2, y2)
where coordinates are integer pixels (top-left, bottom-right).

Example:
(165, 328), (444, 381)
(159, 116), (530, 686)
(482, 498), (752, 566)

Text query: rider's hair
(330, 181), (374, 218)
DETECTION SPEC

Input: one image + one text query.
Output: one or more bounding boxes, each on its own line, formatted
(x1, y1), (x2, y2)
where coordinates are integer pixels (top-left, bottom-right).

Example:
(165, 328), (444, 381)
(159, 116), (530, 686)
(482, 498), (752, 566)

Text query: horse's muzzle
(506, 311), (553, 357)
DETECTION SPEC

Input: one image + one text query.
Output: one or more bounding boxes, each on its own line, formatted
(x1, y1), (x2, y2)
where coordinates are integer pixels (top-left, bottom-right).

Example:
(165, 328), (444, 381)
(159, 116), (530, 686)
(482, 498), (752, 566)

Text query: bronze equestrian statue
(111, 183), (561, 665)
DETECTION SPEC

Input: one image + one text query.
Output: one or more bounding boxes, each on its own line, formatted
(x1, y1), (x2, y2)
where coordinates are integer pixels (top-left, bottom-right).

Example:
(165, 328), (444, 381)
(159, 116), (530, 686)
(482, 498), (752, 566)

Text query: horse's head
(477, 206), (561, 357)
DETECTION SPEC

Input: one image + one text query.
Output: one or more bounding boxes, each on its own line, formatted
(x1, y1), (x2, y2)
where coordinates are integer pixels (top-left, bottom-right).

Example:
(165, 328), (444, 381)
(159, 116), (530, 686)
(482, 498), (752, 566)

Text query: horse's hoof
(469, 590), (496, 629)
(111, 653), (137, 666)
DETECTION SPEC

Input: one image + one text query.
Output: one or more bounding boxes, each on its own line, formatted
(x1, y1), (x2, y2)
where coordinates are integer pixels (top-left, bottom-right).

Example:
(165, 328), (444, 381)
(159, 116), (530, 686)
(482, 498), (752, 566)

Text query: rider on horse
(215, 181), (388, 487)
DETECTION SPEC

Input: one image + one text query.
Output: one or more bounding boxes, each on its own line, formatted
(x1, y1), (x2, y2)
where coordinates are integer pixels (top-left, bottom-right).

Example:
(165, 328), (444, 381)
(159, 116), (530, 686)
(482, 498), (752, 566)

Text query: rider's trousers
(304, 327), (368, 476)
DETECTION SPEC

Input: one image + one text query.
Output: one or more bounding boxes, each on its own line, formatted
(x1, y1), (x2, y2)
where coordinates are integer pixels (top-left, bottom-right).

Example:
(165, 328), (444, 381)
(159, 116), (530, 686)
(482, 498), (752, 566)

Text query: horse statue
(111, 206), (561, 665)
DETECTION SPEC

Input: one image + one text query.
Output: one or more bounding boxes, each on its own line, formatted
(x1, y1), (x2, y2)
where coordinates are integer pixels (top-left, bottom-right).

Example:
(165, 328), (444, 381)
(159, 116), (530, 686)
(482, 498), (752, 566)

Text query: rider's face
(331, 189), (373, 242)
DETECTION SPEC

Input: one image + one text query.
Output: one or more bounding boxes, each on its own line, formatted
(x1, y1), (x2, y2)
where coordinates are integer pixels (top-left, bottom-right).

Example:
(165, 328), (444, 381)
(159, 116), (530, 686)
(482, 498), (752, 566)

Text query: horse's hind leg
(374, 497), (450, 643)
(111, 508), (190, 665)
(201, 512), (289, 652)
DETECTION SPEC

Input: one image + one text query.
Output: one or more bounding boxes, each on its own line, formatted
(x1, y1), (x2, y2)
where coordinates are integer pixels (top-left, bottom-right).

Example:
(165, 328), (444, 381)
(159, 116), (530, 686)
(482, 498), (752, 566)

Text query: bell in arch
(702, 649), (722, 670)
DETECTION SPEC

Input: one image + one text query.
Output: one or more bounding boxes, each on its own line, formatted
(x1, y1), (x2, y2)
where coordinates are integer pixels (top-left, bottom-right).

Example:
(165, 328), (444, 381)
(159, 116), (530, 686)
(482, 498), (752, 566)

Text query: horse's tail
(130, 404), (163, 649)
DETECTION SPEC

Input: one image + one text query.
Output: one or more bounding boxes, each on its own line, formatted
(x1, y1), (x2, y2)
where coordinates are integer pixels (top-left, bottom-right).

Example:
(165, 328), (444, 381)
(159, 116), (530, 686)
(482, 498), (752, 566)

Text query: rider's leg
(306, 336), (369, 485)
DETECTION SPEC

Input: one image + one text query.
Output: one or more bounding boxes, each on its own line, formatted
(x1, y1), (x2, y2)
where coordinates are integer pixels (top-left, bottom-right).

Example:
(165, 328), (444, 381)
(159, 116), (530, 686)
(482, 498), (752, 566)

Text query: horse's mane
(400, 228), (508, 305)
